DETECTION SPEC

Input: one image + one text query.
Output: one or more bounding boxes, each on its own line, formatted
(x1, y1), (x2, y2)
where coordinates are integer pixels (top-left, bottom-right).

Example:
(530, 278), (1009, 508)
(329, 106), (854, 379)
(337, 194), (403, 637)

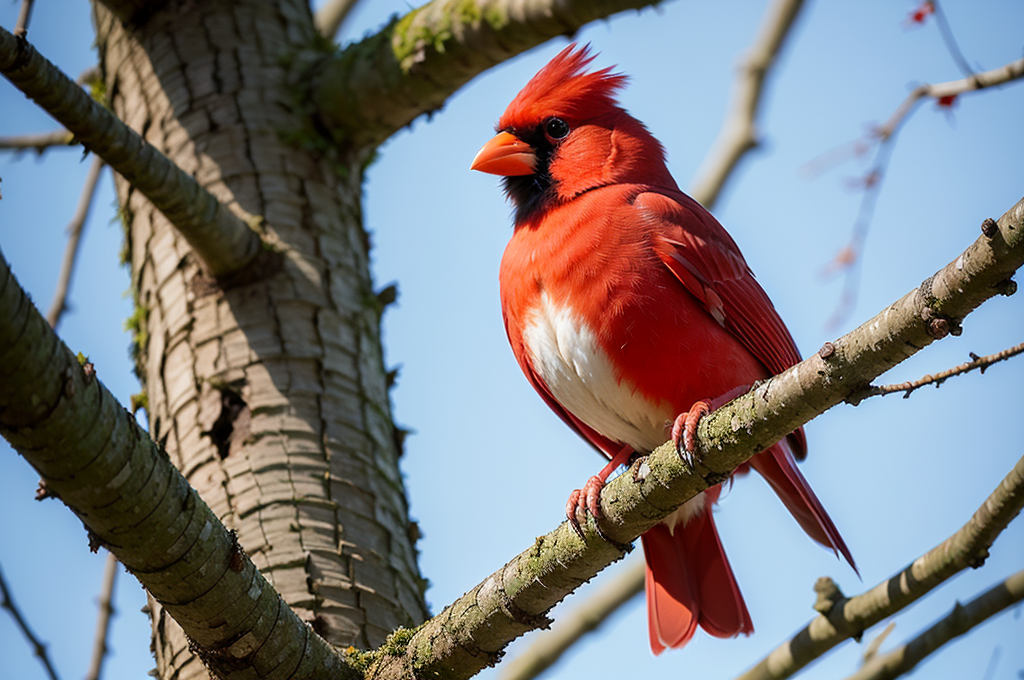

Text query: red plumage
(472, 44), (855, 653)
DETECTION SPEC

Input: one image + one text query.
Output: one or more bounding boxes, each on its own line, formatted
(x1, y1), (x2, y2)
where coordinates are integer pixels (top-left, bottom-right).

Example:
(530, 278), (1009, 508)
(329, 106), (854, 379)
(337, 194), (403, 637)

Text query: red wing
(635, 189), (806, 456)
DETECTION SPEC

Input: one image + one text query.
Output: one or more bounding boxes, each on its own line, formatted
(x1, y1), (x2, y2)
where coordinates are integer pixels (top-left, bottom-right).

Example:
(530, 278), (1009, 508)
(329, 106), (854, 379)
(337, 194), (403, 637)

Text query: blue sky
(2, 1), (1022, 679)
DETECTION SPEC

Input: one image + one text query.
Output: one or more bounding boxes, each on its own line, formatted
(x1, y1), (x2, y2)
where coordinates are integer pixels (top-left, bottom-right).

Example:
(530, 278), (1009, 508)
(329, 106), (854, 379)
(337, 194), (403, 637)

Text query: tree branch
(929, 0), (973, 78)
(0, 129), (76, 152)
(360, 195), (1024, 679)
(312, 0), (670, 150)
(849, 339), (1024, 402)
(47, 156), (104, 330)
(690, 0), (806, 207)
(0, 26), (263, 279)
(0, 560), (62, 680)
(14, 0), (33, 38)
(84, 552), (119, 680)
(842, 568), (1024, 680)
(814, 55), (1024, 328)
(0, 249), (356, 680)
(878, 56), (1024, 142)
(737, 452), (1024, 680)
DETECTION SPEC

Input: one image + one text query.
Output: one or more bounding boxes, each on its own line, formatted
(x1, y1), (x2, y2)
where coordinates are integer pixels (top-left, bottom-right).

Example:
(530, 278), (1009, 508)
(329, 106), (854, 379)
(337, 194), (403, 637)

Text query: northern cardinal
(471, 45), (855, 653)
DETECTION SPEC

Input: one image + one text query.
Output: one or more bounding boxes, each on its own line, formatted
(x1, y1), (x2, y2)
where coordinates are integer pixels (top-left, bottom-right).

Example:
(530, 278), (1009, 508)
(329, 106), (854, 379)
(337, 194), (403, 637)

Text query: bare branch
(690, 0), (806, 207)
(850, 339), (1024, 403)
(817, 55), (1024, 327)
(842, 569), (1024, 680)
(83, 553), (119, 680)
(0, 26), (263, 279)
(0, 129), (76, 153)
(930, 0), (973, 77)
(47, 156), (104, 330)
(360, 195), (1024, 679)
(0, 561), (62, 680)
(313, 0), (670, 150)
(736, 453), (1024, 680)
(877, 56), (1024, 142)
(314, 0), (359, 40)
(14, 0), (34, 38)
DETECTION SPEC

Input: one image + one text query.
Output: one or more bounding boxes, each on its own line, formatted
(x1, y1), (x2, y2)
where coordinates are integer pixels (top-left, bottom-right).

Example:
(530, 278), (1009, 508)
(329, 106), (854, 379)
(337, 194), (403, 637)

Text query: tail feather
(642, 524), (698, 655)
(641, 491), (753, 654)
(750, 442), (858, 574)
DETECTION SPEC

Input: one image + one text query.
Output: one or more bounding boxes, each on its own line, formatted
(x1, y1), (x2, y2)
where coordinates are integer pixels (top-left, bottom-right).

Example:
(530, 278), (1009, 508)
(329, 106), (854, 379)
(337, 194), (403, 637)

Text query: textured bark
(90, 1), (428, 677)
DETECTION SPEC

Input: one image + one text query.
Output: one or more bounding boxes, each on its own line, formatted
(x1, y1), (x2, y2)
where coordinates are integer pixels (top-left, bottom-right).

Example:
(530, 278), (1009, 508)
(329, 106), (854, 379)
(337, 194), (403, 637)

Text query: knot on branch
(995, 277), (1017, 297)
(921, 307), (961, 339)
(812, 576), (848, 614)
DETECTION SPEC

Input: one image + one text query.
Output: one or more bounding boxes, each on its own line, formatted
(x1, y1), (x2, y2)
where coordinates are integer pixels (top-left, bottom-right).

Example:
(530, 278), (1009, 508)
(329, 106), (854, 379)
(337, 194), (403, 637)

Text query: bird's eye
(544, 117), (570, 141)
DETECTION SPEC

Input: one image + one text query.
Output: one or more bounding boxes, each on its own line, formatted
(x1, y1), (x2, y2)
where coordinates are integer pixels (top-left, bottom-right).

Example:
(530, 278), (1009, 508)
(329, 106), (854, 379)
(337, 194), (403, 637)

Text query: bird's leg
(671, 399), (713, 469)
(566, 444), (634, 538)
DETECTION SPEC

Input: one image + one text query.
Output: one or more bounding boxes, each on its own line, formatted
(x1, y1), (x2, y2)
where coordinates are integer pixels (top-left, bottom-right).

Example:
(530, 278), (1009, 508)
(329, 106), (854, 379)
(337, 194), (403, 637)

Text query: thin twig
(0, 129), (76, 153)
(930, 0), (973, 77)
(314, 0), (360, 40)
(84, 552), (119, 680)
(821, 136), (896, 330)
(735, 452), (1024, 680)
(47, 156), (104, 330)
(690, 0), (807, 207)
(849, 340), (1024, 403)
(0, 561), (62, 680)
(815, 55), (1024, 327)
(842, 569), (1024, 680)
(14, 0), (35, 38)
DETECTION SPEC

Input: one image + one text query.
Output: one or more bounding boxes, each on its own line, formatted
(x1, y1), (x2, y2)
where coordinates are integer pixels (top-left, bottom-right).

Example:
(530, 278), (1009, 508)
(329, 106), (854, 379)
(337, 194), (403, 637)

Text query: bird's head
(472, 44), (674, 224)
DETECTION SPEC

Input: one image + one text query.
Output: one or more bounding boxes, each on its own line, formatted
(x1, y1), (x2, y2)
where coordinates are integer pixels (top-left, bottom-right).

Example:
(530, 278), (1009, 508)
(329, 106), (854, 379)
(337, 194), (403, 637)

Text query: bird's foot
(566, 475), (605, 538)
(671, 399), (712, 469)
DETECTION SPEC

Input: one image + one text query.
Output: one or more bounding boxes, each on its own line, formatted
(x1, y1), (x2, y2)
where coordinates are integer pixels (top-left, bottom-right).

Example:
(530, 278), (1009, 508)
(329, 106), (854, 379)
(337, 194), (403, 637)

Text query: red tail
(750, 441), (858, 574)
(642, 441), (855, 654)
(641, 488), (753, 655)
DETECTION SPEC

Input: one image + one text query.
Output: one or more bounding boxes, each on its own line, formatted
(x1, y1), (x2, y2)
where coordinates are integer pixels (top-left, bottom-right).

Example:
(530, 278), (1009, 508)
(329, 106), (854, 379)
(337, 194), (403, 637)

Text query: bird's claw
(566, 475), (606, 538)
(671, 399), (712, 469)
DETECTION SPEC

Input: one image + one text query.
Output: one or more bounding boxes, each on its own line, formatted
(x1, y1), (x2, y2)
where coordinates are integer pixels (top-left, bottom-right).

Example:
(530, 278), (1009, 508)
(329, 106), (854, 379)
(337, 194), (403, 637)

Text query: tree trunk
(91, 1), (427, 677)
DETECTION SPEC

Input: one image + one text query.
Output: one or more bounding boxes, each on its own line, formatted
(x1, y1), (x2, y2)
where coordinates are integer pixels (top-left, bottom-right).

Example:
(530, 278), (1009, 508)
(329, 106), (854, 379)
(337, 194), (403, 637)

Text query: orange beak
(470, 131), (537, 176)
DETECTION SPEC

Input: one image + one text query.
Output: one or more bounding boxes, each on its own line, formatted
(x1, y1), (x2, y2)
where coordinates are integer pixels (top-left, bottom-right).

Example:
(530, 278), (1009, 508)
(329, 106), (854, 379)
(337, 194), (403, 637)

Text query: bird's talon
(671, 400), (712, 469)
(584, 475), (604, 520)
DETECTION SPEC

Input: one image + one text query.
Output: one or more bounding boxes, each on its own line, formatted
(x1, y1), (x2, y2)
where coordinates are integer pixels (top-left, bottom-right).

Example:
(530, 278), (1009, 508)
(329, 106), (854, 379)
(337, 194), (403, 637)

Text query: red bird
(471, 45), (855, 653)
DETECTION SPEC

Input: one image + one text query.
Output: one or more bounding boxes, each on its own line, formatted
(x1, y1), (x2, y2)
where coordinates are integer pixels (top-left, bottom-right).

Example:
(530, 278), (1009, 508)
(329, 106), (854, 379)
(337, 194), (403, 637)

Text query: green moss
(482, 4), (509, 31)
(381, 626), (417, 656)
(130, 391), (148, 414)
(391, 0), (508, 69)
(342, 646), (373, 675)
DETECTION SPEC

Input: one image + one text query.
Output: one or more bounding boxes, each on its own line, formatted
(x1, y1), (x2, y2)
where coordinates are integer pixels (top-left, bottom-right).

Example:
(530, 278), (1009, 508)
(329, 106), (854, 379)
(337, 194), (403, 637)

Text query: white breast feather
(523, 292), (673, 452)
